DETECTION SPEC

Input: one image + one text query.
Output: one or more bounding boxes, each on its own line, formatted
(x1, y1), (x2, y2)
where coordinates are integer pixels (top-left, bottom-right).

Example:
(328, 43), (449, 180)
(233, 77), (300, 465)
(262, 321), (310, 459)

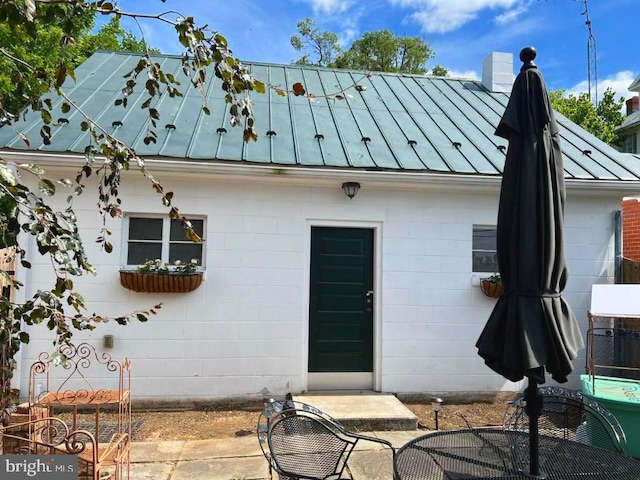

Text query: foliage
(430, 65), (449, 77)
(291, 18), (441, 75)
(136, 259), (200, 275)
(0, 194), (18, 249)
(290, 18), (341, 67)
(75, 16), (160, 60)
(549, 87), (625, 146)
(486, 273), (501, 283)
(0, 9), (153, 116)
(333, 30), (434, 74)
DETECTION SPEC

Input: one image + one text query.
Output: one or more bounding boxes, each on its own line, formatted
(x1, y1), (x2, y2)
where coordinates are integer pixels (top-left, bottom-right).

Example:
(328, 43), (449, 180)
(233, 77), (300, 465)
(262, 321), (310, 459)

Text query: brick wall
(623, 198), (640, 261)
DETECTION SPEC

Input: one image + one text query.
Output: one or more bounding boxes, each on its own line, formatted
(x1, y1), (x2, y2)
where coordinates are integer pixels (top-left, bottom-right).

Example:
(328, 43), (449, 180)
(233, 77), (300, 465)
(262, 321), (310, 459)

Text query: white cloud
(389, 0), (525, 34)
(305, 0), (354, 15)
(446, 69), (480, 79)
(565, 71), (638, 103)
(334, 5), (364, 47)
(494, 1), (532, 26)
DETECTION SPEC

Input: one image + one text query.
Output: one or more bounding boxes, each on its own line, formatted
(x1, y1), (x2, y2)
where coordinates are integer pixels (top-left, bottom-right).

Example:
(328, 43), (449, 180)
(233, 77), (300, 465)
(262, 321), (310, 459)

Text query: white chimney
(482, 52), (514, 93)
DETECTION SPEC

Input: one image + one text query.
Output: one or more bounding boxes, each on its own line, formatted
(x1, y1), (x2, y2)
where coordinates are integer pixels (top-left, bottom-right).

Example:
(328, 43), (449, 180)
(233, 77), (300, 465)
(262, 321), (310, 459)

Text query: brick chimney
(626, 96), (639, 116)
(482, 52), (514, 93)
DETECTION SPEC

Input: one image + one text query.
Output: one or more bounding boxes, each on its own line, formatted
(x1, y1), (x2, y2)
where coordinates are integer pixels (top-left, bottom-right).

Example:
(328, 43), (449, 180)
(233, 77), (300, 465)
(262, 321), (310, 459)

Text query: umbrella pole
(524, 379), (546, 479)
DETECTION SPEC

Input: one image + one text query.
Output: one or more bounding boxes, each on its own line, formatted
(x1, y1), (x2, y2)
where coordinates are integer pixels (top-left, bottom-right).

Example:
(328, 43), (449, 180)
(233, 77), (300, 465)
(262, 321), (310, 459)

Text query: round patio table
(394, 428), (640, 479)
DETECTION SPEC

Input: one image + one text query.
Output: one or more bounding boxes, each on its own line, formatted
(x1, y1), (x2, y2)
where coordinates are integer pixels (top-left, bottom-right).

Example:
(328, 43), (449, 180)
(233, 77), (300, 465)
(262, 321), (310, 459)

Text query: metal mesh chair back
(504, 386), (628, 456)
(257, 398), (395, 480)
(270, 414), (353, 479)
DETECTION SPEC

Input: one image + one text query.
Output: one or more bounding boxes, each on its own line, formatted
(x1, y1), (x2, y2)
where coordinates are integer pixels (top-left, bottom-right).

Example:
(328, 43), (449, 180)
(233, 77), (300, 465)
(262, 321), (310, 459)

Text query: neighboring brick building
(623, 197), (640, 261)
(615, 73), (640, 154)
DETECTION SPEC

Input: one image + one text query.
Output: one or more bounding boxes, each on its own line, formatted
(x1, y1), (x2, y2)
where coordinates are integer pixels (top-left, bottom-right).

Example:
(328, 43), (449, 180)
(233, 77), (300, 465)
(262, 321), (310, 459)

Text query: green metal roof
(1, 50), (639, 181)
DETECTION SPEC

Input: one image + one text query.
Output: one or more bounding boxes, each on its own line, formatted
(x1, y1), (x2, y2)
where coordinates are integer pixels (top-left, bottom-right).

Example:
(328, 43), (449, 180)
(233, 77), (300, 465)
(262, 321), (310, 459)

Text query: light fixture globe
(341, 182), (360, 199)
(430, 396), (443, 430)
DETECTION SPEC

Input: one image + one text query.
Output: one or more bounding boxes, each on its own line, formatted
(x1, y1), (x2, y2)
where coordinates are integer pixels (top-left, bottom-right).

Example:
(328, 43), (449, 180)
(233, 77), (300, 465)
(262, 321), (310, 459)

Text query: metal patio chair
(257, 396), (396, 480)
(503, 386), (629, 456)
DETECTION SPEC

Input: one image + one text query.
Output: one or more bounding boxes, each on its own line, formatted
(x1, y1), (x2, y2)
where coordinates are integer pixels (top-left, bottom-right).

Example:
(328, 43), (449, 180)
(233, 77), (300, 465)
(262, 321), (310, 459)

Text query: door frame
(302, 219), (383, 392)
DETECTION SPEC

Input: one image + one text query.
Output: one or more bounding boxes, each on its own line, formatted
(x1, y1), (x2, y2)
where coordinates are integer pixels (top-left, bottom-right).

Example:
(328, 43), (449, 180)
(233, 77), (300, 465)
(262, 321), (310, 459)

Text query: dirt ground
(130, 396), (513, 441)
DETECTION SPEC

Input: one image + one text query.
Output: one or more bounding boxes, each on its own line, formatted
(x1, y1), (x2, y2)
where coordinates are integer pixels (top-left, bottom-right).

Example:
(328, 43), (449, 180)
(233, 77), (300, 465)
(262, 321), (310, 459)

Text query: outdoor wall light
(341, 182), (361, 199)
(430, 397), (443, 430)
(103, 334), (114, 349)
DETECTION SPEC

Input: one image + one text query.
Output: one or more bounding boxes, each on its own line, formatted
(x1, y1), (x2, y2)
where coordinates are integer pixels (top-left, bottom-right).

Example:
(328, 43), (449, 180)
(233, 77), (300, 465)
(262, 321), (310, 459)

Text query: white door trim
(302, 220), (382, 392)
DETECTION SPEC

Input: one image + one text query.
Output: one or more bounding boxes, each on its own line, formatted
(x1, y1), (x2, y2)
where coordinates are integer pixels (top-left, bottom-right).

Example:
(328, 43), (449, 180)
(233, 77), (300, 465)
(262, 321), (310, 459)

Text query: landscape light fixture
(342, 182), (360, 199)
(431, 397), (443, 430)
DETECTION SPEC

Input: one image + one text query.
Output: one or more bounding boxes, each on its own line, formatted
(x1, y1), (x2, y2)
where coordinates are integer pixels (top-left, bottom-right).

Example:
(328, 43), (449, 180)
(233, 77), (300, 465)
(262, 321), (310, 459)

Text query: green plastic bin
(581, 374), (640, 459)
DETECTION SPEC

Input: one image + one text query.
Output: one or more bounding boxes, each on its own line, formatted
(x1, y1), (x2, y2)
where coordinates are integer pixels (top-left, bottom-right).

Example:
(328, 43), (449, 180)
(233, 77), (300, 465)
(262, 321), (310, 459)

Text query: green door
(309, 227), (374, 372)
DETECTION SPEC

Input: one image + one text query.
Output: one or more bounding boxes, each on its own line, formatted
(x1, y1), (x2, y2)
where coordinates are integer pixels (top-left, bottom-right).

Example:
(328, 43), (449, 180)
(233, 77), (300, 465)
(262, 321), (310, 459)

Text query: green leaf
(38, 179), (56, 196)
(136, 313), (148, 323)
(66, 63), (76, 83)
(55, 62), (67, 89)
(41, 109), (52, 124)
(215, 34), (228, 47)
(254, 80), (266, 94)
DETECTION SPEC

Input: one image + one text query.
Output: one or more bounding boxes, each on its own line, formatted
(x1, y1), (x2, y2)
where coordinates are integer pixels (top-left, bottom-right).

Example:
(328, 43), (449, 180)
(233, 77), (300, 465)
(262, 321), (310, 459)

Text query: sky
(110, 0), (639, 103)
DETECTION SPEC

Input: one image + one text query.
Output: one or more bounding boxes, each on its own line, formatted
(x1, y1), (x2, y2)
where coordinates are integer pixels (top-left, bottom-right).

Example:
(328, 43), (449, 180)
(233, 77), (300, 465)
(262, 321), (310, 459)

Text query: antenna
(580, 0), (598, 105)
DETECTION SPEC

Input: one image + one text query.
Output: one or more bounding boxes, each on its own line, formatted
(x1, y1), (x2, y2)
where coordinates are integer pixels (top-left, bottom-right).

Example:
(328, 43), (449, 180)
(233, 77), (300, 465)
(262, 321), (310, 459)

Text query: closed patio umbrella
(476, 47), (584, 478)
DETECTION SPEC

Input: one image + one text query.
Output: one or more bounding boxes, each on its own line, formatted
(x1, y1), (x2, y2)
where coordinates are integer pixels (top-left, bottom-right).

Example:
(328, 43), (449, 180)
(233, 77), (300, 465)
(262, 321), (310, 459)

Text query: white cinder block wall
(14, 164), (623, 401)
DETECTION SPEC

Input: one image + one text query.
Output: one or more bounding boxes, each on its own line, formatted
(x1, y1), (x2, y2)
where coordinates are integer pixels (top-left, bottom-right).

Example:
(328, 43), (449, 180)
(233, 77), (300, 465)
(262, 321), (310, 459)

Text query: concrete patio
(130, 430), (423, 480)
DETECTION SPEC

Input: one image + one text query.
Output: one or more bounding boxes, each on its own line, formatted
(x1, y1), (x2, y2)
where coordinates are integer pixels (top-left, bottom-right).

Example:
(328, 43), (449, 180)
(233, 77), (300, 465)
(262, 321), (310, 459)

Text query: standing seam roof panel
(0, 52), (637, 181)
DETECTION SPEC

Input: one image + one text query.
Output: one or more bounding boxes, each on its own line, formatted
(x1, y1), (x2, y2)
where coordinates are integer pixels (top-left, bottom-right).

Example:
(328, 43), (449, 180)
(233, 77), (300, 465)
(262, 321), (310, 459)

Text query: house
(616, 74), (640, 154)
(2, 51), (639, 404)
(617, 71), (640, 278)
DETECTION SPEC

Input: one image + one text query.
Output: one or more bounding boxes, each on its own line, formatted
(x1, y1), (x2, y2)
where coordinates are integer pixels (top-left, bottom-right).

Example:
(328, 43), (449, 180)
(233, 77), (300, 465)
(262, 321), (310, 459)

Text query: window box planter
(119, 270), (203, 293)
(480, 277), (503, 298)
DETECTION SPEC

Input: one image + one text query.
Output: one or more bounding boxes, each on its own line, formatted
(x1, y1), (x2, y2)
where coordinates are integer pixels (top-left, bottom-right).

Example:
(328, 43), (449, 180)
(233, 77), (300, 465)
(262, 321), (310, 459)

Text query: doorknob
(365, 290), (373, 314)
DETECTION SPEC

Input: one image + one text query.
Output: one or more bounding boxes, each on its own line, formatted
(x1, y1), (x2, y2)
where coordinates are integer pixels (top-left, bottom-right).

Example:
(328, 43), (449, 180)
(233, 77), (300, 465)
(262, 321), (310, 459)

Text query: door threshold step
(294, 392), (418, 431)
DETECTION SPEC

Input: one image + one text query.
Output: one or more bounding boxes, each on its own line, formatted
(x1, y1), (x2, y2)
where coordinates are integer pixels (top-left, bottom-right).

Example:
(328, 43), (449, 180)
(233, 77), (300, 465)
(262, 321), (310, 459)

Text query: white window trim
(472, 224), (498, 274)
(121, 214), (206, 270)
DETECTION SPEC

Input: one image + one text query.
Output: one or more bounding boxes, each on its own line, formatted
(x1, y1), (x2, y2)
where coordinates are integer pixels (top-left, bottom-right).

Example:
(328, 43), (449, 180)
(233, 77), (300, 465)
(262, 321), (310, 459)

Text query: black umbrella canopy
(476, 47), (584, 385)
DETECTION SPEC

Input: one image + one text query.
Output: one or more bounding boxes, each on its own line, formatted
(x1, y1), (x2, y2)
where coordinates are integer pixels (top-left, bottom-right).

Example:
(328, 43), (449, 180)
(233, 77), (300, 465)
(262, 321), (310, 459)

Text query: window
(472, 225), (498, 273)
(125, 216), (205, 267)
(621, 133), (637, 154)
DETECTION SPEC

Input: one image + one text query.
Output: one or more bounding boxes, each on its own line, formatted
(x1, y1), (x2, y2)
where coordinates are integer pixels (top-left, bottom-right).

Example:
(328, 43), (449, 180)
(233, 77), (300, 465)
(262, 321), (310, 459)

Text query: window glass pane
(170, 219), (204, 241)
(129, 218), (162, 240)
(127, 243), (162, 265)
(472, 226), (498, 272)
(473, 226), (496, 250)
(169, 243), (203, 265)
(473, 251), (499, 272)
